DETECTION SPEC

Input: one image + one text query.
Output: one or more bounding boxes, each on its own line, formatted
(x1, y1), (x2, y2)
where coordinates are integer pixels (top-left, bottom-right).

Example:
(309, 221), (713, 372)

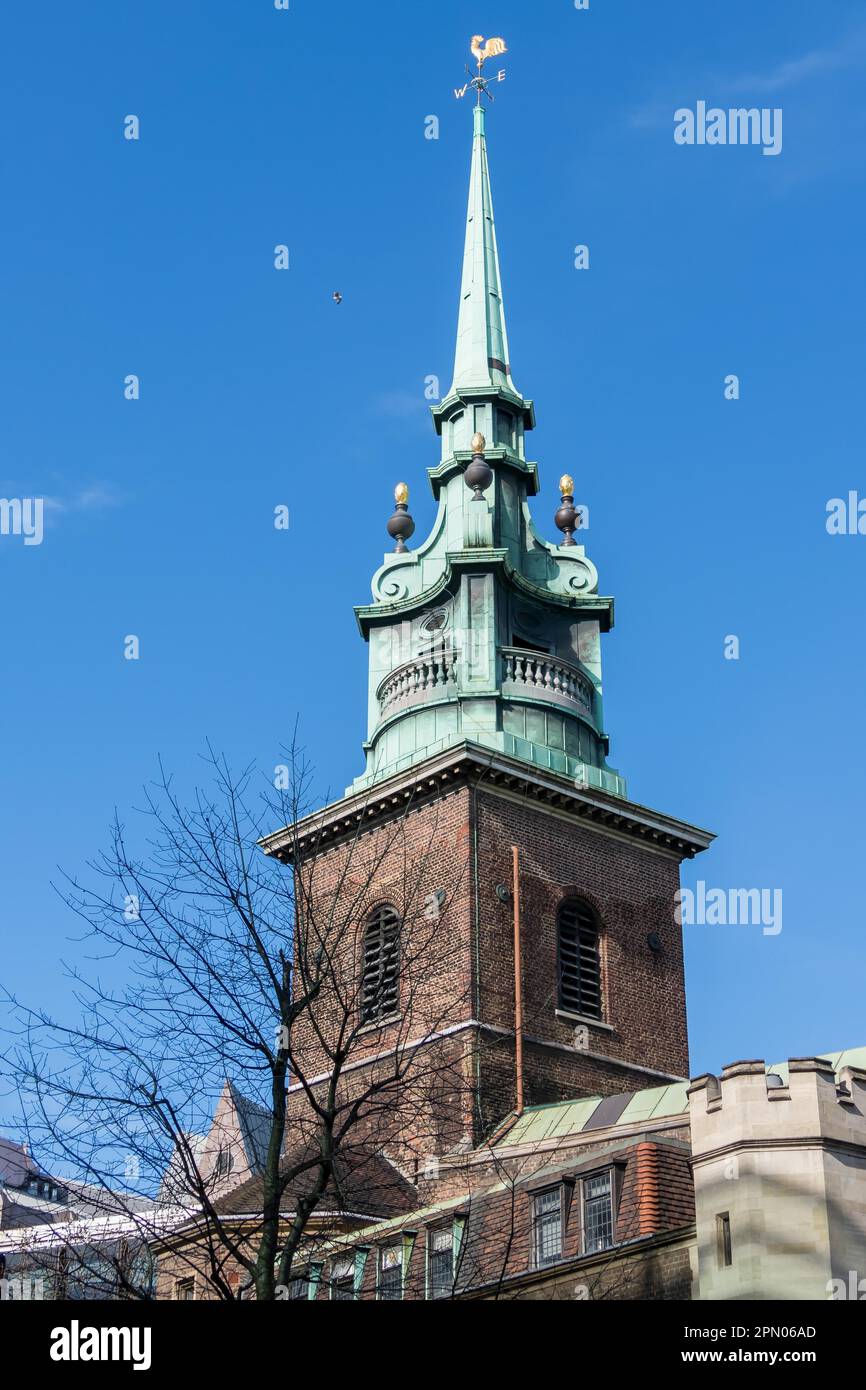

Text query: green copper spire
(348, 89), (625, 804)
(450, 104), (517, 396)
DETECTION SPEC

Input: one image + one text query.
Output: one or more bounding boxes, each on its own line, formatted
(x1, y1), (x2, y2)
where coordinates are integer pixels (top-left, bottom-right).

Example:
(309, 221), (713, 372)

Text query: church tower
(263, 100), (714, 1151)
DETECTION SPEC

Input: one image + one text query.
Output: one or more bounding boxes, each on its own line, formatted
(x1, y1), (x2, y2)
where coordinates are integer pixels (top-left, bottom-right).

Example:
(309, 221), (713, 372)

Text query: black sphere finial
(464, 432), (493, 501)
(555, 474), (580, 546)
(387, 482), (415, 553)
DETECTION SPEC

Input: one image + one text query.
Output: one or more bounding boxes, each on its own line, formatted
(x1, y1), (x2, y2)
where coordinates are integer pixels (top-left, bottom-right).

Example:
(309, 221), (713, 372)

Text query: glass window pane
(583, 1171), (613, 1253)
(378, 1246), (402, 1301)
(330, 1256), (355, 1300)
(429, 1228), (453, 1299)
(533, 1188), (562, 1267)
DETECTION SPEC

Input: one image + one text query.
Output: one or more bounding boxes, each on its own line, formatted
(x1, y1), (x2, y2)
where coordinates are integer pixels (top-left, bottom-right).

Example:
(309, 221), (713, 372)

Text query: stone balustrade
(377, 645), (457, 715)
(376, 644), (596, 726)
(501, 646), (595, 719)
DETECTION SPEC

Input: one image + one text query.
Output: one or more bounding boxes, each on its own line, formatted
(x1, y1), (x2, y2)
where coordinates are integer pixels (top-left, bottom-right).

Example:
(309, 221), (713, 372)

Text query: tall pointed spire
(450, 104), (518, 396)
(349, 50), (624, 806)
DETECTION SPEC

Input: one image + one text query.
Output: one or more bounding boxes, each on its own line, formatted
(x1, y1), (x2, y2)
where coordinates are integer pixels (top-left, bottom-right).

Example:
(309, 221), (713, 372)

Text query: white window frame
(377, 1244), (403, 1301)
(581, 1168), (615, 1254)
(329, 1255), (355, 1301)
(427, 1225), (454, 1300)
(532, 1185), (564, 1268)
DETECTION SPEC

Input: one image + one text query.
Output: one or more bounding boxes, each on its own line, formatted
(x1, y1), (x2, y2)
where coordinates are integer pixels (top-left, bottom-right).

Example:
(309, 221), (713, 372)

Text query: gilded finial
(465, 433), (493, 501)
(387, 482), (415, 553)
(555, 475), (579, 547)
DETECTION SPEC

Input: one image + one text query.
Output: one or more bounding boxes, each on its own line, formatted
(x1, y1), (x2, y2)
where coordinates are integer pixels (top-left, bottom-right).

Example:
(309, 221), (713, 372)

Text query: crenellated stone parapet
(688, 1055), (866, 1300)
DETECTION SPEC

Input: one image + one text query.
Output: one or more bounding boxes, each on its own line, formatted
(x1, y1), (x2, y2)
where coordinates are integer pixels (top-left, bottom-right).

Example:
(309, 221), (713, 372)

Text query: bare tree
(1, 741), (476, 1300)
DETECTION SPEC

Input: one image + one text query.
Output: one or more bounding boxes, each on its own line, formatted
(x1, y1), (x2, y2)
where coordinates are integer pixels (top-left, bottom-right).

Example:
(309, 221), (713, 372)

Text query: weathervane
(454, 35), (508, 106)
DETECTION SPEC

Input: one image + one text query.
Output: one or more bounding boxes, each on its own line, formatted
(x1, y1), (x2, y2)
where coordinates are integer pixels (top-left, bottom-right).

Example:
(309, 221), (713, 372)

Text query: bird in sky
(333, 292), (342, 305)
(470, 35), (507, 70)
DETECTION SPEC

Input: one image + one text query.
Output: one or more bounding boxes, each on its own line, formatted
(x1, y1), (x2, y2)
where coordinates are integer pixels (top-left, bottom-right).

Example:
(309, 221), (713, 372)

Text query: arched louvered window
(361, 905), (400, 1023)
(557, 898), (602, 1019)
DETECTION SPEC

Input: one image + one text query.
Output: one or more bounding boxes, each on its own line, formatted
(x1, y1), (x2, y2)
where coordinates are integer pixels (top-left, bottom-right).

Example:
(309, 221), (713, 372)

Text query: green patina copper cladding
(767, 1047), (866, 1085)
(451, 104), (516, 397)
(348, 105), (625, 799)
(494, 1083), (692, 1147)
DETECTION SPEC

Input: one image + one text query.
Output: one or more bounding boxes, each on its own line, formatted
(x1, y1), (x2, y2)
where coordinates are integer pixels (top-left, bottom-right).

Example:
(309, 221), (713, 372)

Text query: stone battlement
(688, 1055), (866, 1155)
(688, 1051), (866, 1299)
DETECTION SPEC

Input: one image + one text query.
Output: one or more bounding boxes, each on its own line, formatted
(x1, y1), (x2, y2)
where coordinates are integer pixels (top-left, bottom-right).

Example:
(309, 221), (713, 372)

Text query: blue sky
(1, 0), (864, 1080)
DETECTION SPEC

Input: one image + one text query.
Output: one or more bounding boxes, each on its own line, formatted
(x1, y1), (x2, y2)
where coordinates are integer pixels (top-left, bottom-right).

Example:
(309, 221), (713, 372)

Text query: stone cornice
(259, 741), (715, 864)
(690, 1134), (866, 1166)
(429, 386), (536, 437)
(278, 1017), (688, 1096)
(354, 550), (614, 636)
(454, 1222), (696, 1300)
(426, 447), (540, 500)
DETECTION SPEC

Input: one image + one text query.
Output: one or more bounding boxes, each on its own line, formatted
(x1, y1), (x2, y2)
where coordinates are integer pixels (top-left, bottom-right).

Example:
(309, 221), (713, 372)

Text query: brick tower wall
(284, 785), (479, 1162)
(281, 776), (690, 1155)
(474, 788), (690, 1117)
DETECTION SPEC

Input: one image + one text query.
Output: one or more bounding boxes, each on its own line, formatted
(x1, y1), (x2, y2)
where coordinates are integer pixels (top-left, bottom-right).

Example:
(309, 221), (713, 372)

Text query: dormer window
(377, 1245), (403, 1301)
(582, 1170), (615, 1253)
(532, 1187), (564, 1268)
(427, 1227), (454, 1300)
(330, 1257), (355, 1301)
(287, 1273), (310, 1300)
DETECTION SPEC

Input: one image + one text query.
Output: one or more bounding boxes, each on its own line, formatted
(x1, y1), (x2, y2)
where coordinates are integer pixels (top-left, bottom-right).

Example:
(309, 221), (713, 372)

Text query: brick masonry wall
(288, 785), (475, 1080)
(475, 788), (689, 1094)
(309, 1134), (694, 1301)
(155, 1233), (252, 1301)
(283, 783), (480, 1161)
(152, 1133), (696, 1300)
(283, 1029), (474, 1173)
(510, 1240), (695, 1302)
(474, 1037), (687, 1138)
(279, 771), (690, 1154)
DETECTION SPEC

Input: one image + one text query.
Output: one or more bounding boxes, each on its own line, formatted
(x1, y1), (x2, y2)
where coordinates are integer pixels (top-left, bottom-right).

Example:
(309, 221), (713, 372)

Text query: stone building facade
(690, 1054), (866, 1300)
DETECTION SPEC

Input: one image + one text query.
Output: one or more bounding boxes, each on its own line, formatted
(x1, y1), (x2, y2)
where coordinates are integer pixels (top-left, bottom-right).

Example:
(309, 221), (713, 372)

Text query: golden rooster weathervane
(454, 34), (508, 106)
